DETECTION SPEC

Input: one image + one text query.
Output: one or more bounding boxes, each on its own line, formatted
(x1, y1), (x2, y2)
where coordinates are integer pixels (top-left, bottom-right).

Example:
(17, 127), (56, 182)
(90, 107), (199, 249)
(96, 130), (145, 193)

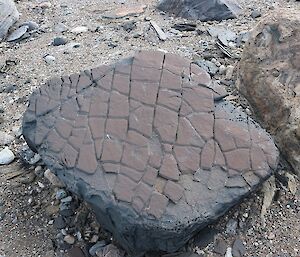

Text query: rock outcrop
(157, 0), (242, 21)
(22, 51), (278, 256)
(0, 0), (19, 41)
(237, 9), (300, 176)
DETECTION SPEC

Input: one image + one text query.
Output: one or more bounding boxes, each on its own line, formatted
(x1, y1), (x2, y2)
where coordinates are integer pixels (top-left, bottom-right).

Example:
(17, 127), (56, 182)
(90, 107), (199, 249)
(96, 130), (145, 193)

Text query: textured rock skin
(0, 0), (19, 41)
(22, 51), (278, 256)
(237, 9), (300, 176)
(157, 0), (242, 21)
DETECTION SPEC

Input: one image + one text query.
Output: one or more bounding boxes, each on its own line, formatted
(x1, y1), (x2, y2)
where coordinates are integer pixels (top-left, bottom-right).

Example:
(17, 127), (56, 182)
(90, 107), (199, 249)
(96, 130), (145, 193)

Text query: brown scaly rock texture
(22, 51), (278, 256)
(237, 9), (300, 176)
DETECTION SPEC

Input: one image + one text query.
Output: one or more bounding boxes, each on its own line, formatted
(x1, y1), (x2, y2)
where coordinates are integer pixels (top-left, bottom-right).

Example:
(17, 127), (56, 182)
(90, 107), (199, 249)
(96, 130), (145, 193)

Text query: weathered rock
(237, 9), (300, 176)
(157, 0), (242, 21)
(0, 147), (14, 164)
(22, 51), (278, 255)
(0, 0), (19, 41)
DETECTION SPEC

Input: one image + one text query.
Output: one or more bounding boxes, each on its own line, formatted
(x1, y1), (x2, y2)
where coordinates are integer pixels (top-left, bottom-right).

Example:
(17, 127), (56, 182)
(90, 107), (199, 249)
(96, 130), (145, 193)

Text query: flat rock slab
(157, 0), (242, 21)
(22, 51), (278, 256)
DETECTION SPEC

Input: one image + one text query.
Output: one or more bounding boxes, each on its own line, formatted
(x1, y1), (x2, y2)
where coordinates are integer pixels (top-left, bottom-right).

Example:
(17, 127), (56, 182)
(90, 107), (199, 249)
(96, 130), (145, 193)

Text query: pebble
(71, 26), (88, 34)
(56, 189), (67, 200)
(44, 55), (56, 64)
(213, 238), (227, 255)
(225, 247), (233, 257)
(225, 65), (235, 80)
(54, 23), (69, 33)
(44, 169), (65, 187)
(61, 196), (72, 203)
(226, 219), (238, 235)
(89, 241), (107, 256)
(232, 238), (246, 257)
(53, 37), (68, 46)
(90, 235), (99, 243)
(267, 232), (275, 240)
(196, 60), (218, 75)
(0, 147), (15, 165)
(0, 131), (14, 145)
(64, 235), (76, 245)
(150, 21), (167, 41)
(7, 25), (29, 42)
(251, 9), (262, 18)
(34, 166), (43, 177)
(219, 65), (226, 75)
(38, 181), (45, 189)
(21, 21), (39, 31)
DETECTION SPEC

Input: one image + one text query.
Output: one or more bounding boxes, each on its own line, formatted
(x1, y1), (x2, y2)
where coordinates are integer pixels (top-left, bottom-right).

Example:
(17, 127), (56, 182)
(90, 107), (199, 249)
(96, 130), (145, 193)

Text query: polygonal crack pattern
(23, 51), (278, 220)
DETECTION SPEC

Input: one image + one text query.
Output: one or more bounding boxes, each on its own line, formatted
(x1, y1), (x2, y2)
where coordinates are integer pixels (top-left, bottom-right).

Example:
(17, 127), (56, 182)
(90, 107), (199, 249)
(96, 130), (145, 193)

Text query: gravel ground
(0, 0), (299, 256)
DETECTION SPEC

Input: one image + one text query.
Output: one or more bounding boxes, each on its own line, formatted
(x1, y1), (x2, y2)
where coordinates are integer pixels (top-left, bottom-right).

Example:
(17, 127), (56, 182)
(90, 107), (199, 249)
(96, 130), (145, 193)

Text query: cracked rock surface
(22, 51), (279, 255)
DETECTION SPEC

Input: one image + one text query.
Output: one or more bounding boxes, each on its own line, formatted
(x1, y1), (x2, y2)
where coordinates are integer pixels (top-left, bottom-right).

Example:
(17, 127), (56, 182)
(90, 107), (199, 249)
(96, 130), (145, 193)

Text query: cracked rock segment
(22, 50), (279, 256)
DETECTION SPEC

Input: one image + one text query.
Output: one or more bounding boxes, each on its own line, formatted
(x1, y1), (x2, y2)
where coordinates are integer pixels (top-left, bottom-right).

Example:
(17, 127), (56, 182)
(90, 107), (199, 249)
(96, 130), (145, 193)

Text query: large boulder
(157, 0), (242, 21)
(0, 0), (19, 41)
(237, 9), (300, 176)
(22, 51), (278, 256)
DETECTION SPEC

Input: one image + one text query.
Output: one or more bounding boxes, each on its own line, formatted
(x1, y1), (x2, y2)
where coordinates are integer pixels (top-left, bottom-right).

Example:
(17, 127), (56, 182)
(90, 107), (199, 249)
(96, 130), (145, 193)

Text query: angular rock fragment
(0, 0), (19, 41)
(157, 0), (242, 21)
(22, 51), (278, 256)
(237, 9), (300, 176)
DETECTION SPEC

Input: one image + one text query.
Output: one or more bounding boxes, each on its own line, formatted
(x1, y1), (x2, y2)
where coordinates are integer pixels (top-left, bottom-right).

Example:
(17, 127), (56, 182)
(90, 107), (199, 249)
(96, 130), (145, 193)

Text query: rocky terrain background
(0, 0), (299, 256)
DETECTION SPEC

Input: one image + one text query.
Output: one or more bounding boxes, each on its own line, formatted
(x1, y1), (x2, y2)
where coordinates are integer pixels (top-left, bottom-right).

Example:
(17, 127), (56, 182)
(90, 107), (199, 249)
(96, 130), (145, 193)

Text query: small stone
(0, 147), (15, 165)
(267, 232), (275, 240)
(54, 23), (69, 33)
(61, 196), (72, 203)
(38, 181), (45, 189)
(251, 10), (261, 19)
(121, 21), (136, 32)
(214, 238), (227, 255)
(53, 37), (68, 46)
(195, 60), (218, 75)
(232, 238), (246, 257)
(44, 55), (56, 64)
(226, 219), (238, 235)
(21, 21), (39, 31)
(56, 189), (67, 200)
(39, 1), (52, 8)
(7, 25), (28, 42)
(64, 235), (76, 245)
(219, 65), (226, 75)
(225, 65), (235, 80)
(54, 216), (66, 229)
(225, 247), (233, 257)
(150, 21), (167, 41)
(71, 26), (88, 34)
(44, 169), (65, 187)
(0, 131), (14, 145)
(90, 235), (99, 243)
(89, 241), (107, 256)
